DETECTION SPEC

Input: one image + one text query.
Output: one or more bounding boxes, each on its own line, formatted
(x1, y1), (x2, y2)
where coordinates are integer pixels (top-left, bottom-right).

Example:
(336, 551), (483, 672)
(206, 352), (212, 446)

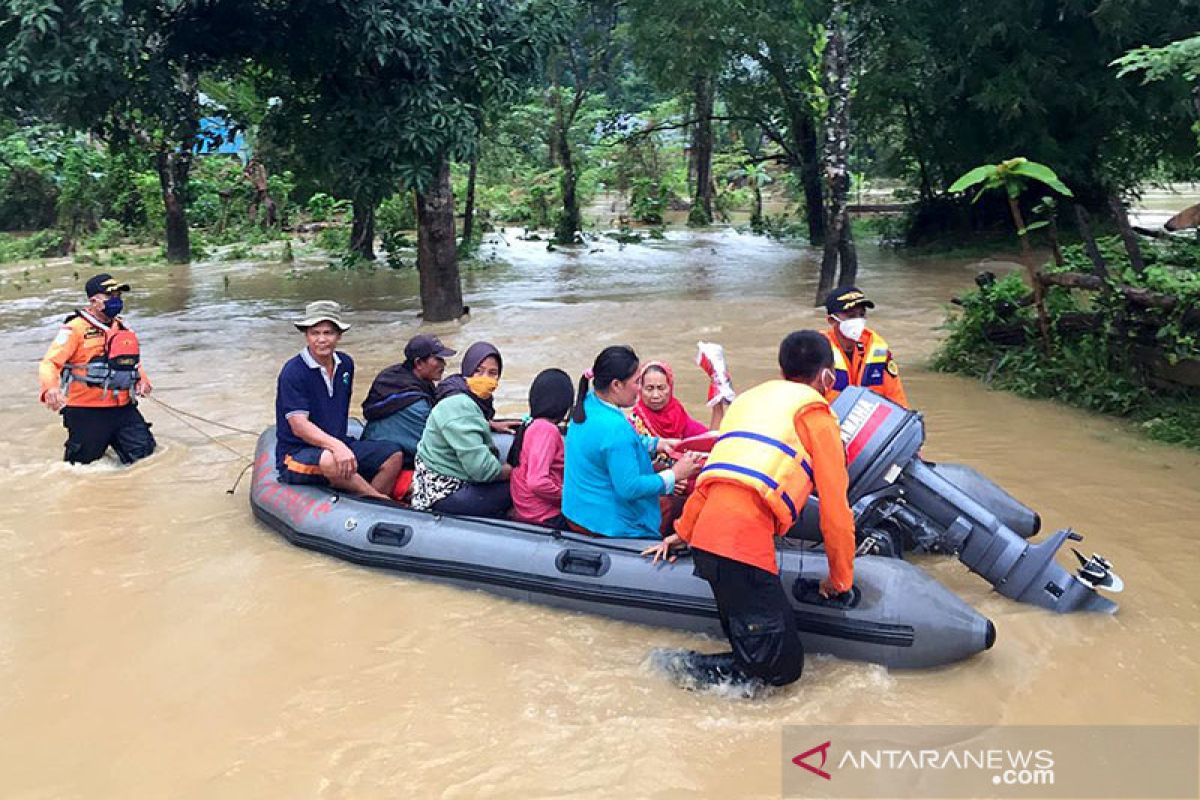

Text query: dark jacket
(362, 363), (435, 422)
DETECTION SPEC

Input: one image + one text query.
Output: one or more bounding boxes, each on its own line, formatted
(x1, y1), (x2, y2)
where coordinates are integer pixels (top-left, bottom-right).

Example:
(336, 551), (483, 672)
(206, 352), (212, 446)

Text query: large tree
(545, 0), (623, 245)
(259, 0), (552, 320)
(0, 0), (263, 262)
(714, 0), (828, 244)
(627, 0), (730, 226)
(855, 0), (1200, 233)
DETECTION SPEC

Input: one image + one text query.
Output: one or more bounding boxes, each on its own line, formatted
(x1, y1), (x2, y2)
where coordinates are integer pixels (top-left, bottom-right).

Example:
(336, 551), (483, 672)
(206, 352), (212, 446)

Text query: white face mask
(835, 316), (867, 342)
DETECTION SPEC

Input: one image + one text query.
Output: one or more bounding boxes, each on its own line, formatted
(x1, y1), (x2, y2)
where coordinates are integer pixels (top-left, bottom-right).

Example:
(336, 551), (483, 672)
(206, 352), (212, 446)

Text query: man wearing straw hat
(274, 300), (403, 499)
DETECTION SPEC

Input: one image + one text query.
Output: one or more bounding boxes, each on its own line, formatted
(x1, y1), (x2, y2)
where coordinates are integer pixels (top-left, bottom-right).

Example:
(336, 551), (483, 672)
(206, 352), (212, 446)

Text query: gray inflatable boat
(249, 426), (994, 669)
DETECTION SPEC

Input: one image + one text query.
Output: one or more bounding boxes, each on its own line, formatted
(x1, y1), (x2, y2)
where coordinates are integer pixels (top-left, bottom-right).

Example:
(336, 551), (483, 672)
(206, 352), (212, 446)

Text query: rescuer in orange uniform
(822, 286), (908, 408)
(38, 274), (155, 464)
(643, 330), (856, 690)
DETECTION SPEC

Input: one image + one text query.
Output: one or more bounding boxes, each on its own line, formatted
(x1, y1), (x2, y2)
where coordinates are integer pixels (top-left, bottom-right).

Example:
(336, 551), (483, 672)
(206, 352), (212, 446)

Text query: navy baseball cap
(404, 334), (456, 362)
(85, 273), (131, 297)
(825, 286), (876, 315)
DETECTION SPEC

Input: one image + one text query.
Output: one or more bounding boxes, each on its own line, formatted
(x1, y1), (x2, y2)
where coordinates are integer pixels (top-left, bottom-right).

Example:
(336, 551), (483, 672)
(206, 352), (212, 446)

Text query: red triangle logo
(793, 740), (832, 780)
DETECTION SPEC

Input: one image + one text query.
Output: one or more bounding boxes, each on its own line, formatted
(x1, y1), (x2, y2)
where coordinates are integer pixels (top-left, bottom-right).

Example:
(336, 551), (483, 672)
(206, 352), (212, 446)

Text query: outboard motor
(791, 387), (1121, 614)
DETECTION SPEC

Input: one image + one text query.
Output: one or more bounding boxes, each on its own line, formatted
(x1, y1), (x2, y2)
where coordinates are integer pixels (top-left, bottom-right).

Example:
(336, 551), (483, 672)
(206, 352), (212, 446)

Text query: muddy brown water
(0, 228), (1197, 798)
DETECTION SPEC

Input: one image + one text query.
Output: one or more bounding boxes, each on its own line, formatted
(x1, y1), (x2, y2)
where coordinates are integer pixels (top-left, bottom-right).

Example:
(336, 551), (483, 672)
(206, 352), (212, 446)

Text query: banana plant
(949, 157), (1073, 253)
(949, 157), (1074, 347)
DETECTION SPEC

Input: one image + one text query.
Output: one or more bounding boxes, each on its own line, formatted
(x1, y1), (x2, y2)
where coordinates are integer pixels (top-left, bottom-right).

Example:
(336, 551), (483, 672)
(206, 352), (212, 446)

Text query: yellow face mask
(466, 375), (499, 400)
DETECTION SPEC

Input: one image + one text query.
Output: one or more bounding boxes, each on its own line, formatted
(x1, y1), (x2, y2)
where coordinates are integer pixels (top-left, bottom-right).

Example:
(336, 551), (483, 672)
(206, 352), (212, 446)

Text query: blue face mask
(102, 297), (124, 318)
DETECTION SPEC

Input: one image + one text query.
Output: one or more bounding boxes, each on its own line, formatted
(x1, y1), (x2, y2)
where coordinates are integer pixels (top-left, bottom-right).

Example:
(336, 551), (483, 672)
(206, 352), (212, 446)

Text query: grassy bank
(933, 235), (1200, 450)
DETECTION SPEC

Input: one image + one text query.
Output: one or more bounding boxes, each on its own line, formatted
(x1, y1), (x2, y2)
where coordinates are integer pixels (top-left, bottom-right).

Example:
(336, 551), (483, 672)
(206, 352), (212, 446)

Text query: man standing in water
(38, 273), (156, 464)
(822, 286), (909, 408)
(275, 300), (404, 499)
(644, 331), (856, 691)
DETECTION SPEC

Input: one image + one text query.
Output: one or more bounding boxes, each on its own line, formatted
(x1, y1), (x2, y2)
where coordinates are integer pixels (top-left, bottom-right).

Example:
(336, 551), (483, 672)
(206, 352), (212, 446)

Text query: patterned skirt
(410, 456), (466, 511)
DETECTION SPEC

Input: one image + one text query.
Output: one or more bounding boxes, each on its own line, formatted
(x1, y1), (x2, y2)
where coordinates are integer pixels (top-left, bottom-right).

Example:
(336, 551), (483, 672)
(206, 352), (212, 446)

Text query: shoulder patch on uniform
(52, 329), (71, 346)
(886, 360), (899, 377)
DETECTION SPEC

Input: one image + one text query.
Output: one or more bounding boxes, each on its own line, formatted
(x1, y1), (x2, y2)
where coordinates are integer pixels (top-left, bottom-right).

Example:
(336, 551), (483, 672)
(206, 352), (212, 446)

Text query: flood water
(0, 226), (1197, 798)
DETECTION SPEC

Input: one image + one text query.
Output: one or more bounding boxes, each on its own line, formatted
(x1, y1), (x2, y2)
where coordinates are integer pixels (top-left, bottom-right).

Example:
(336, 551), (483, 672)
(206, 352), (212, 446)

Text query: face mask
(835, 315), (866, 342)
(102, 297), (124, 318)
(466, 375), (499, 400)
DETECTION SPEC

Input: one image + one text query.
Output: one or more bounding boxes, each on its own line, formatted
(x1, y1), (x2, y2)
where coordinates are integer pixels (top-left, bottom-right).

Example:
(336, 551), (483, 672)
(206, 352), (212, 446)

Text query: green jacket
(416, 393), (503, 482)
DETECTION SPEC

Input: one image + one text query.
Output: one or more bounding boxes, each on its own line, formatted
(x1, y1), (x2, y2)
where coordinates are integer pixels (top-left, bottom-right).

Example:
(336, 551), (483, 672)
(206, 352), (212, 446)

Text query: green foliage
(257, 0), (557, 221)
(313, 226), (349, 255)
(627, 177), (669, 224)
(0, 229), (68, 262)
(82, 219), (124, 249)
(378, 191), (417, 269)
(1112, 35), (1200, 84)
(948, 158), (1073, 201)
(855, 0), (1200, 201)
(305, 193), (348, 223)
(934, 238), (1200, 449)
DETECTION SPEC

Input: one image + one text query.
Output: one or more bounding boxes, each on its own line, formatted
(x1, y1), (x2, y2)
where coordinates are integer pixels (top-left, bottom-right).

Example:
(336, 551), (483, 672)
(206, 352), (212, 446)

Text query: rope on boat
(145, 395), (253, 463)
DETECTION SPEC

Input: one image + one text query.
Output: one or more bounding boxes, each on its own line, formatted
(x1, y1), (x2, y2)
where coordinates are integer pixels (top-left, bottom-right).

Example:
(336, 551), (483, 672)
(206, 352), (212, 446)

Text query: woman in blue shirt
(563, 345), (702, 538)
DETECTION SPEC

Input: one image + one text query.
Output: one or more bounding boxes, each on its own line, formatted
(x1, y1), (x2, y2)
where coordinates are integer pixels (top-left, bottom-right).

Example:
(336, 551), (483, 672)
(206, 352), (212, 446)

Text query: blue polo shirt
(275, 348), (355, 468)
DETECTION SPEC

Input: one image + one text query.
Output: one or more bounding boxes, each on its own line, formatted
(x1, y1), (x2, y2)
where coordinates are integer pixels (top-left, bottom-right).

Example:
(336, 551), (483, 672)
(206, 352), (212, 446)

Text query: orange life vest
(60, 310), (142, 400)
(822, 328), (895, 403)
(695, 380), (826, 532)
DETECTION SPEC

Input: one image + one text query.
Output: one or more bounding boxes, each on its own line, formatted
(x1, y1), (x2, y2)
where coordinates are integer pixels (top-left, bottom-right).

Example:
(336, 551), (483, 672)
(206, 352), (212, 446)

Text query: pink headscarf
(630, 361), (707, 440)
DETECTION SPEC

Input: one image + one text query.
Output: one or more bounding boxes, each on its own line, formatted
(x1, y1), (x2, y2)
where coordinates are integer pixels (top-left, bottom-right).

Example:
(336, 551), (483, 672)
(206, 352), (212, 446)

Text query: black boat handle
(369, 522), (413, 547)
(792, 577), (861, 609)
(555, 549), (610, 577)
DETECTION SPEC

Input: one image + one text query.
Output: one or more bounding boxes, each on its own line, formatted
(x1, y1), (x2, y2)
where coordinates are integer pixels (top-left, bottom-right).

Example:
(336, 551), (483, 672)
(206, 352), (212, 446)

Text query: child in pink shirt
(509, 369), (575, 526)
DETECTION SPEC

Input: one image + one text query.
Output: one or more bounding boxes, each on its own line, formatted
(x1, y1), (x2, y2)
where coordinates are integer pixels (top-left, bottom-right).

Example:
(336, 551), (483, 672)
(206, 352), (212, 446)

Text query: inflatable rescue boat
(249, 424), (994, 669)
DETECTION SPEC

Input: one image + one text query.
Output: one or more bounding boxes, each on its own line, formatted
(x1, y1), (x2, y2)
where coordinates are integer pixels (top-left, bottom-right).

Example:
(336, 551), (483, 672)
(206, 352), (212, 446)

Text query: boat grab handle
(555, 549), (611, 577)
(369, 522), (413, 548)
(792, 577), (861, 610)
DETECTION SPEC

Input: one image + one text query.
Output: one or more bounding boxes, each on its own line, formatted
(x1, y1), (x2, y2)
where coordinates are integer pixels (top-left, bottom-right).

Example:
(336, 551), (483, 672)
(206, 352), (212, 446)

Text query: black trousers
(431, 481), (513, 519)
(62, 404), (156, 465)
(689, 547), (805, 687)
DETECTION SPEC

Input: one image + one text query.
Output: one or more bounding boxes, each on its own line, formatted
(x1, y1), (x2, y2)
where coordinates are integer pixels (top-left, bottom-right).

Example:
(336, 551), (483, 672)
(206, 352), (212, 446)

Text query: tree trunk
(901, 97), (934, 202)
(1107, 193), (1145, 275)
(155, 149), (191, 263)
(554, 117), (581, 243)
(688, 76), (715, 227)
(416, 159), (464, 322)
(1007, 196), (1051, 347)
(1047, 218), (1064, 267)
(750, 184), (764, 232)
(461, 153), (479, 249)
(1072, 204), (1108, 279)
(350, 197), (377, 260)
(795, 111), (825, 246)
(816, 3), (852, 305)
(1037, 272), (1185, 311)
(837, 225), (858, 287)
(549, 86), (583, 244)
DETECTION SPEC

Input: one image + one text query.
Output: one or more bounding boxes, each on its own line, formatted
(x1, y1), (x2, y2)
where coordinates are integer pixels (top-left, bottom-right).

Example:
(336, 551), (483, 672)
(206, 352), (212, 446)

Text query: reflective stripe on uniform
(700, 461), (799, 521)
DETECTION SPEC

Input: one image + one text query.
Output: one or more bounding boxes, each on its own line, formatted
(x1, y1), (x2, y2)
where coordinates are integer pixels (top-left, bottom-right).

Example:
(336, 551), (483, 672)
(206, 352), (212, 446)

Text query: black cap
(84, 273), (131, 297)
(404, 334), (456, 363)
(825, 286), (875, 315)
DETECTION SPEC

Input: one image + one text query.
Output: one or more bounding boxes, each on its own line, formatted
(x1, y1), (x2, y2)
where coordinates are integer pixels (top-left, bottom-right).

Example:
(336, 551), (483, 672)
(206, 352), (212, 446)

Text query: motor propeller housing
(790, 387), (1122, 614)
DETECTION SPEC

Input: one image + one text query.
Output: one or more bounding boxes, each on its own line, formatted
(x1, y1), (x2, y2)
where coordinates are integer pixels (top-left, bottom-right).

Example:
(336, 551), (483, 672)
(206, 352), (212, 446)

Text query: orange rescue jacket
(822, 327), (908, 409)
(677, 380), (856, 589)
(38, 310), (149, 408)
